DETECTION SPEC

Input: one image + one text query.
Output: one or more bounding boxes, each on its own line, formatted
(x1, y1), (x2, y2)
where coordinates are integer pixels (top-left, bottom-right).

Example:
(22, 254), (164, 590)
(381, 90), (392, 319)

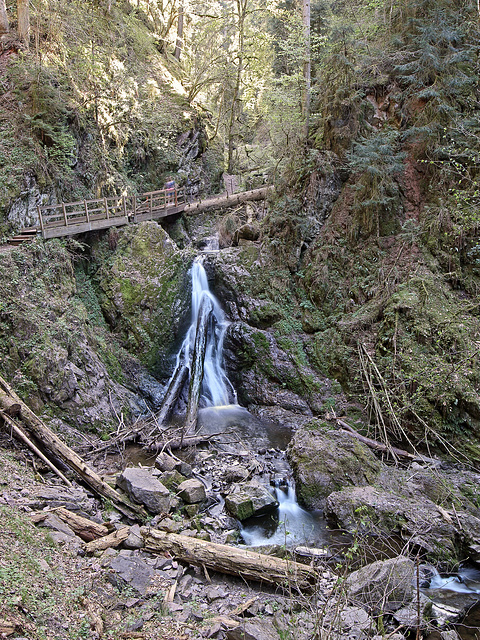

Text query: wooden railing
(37, 187), (187, 239)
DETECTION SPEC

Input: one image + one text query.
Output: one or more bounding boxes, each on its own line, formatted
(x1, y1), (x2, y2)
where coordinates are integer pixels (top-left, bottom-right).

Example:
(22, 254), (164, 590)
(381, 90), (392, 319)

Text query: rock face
(177, 479), (206, 504)
(117, 468), (170, 514)
(98, 222), (191, 373)
(344, 556), (415, 611)
(287, 424), (381, 509)
(225, 482), (278, 521)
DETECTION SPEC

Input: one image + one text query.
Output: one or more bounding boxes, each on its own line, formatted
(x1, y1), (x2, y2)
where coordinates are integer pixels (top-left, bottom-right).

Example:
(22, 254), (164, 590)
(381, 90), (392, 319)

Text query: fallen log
(0, 412), (72, 487)
(185, 295), (213, 434)
(147, 433), (219, 452)
(183, 186), (274, 216)
(30, 507), (110, 542)
(0, 391), (21, 417)
(0, 374), (146, 520)
(142, 529), (317, 591)
(153, 360), (188, 432)
(84, 526), (130, 553)
(336, 418), (414, 460)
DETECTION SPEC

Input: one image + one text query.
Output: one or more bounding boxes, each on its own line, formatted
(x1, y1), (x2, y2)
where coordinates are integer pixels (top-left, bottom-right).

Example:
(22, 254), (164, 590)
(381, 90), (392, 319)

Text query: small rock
(225, 483), (278, 521)
(178, 479), (206, 504)
(124, 524), (144, 550)
(155, 452), (177, 472)
(185, 504), (200, 517)
(227, 619), (281, 640)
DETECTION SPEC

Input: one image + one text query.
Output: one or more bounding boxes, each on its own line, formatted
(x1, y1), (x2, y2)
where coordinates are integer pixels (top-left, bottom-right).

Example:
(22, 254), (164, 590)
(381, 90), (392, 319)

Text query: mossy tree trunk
(0, 0), (9, 34)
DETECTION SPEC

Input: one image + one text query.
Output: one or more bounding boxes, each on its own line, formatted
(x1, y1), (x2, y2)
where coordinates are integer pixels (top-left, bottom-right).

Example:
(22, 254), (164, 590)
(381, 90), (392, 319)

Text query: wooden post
(133, 196), (137, 222)
(122, 195), (127, 218)
(175, 187), (178, 207)
(62, 203), (68, 226)
(84, 200), (90, 223)
(37, 206), (45, 236)
(149, 193), (153, 218)
(104, 198), (109, 219)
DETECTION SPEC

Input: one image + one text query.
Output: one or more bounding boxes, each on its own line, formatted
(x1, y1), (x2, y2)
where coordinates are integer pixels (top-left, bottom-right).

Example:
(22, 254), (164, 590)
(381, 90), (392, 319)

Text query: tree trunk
(0, 0), (9, 34)
(84, 527), (130, 553)
(226, 0), (247, 173)
(302, 0), (311, 137)
(154, 361), (188, 431)
(0, 374), (146, 519)
(183, 186), (274, 215)
(174, 4), (184, 60)
(0, 391), (21, 417)
(142, 529), (317, 591)
(17, 0), (29, 46)
(184, 295), (213, 434)
(31, 507), (110, 542)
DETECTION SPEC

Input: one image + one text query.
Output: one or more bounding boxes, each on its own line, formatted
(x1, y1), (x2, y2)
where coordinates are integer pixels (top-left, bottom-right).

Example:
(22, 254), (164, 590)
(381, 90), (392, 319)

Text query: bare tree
(17, 0), (29, 46)
(0, 0), (9, 35)
(174, 3), (184, 60)
(302, 0), (311, 136)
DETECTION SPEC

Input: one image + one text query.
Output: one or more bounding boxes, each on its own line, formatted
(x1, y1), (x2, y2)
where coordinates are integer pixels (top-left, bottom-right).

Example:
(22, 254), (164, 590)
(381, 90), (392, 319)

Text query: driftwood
(1, 411), (72, 486)
(154, 360), (188, 431)
(147, 433), (217, 452)
(0, 391), (21, 417)
(185, 295), (213, 434)
(84, 526), (130, 553)
(0, 374), (146, 519)
(336, 418), (414, 460)
(142, 529), (317, 591)
(183, 186), (274, 216)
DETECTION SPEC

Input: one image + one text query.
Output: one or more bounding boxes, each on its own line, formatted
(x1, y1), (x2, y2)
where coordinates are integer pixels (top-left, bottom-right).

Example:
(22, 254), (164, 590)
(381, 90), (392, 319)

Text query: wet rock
(420, 589), (479, 627)
(227, 619), (281, 640)
(178, 479), (206, 504)
(344, 556), (415, 611)
(325, 486), (459, 561)
(287, 424), (381, 509)
(117, 467), (170, 514)
(225, 482), (278, 521)
(108, 555), (154, 595)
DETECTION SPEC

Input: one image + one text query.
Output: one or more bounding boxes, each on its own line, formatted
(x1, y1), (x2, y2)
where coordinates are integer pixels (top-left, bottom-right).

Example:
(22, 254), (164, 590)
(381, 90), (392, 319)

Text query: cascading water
(179, 256), (234, 407)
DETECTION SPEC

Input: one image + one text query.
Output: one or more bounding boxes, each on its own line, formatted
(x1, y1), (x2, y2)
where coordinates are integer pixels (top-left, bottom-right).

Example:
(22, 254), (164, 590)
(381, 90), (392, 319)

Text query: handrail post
(133, 195), (137, 222)
(84, 200), (90, 223)
(37, 206), (45, 237)
(175, 187), (178, 207)
(149, 193), (153, 218)
(62, 203), (68, 227)
(122, 195), (127, 218)
(104, 198), (109, 219)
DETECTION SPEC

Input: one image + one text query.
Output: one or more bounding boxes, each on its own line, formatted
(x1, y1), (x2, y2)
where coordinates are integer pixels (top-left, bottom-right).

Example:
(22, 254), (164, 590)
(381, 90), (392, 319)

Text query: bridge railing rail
(37, 187), (187, 236)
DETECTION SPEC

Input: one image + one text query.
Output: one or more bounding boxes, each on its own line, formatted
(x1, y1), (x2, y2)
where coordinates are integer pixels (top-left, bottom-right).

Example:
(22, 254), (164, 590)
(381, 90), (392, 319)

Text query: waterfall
(181, 257), (233, 407)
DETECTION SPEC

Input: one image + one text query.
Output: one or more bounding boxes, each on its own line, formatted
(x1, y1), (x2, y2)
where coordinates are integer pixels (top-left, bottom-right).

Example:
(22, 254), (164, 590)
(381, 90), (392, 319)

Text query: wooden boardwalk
(36, 186), (187, 239)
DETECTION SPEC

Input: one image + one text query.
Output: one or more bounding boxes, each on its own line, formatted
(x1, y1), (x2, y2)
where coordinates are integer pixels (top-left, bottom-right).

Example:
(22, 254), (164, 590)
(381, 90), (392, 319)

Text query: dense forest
(1, 0), (480, 639)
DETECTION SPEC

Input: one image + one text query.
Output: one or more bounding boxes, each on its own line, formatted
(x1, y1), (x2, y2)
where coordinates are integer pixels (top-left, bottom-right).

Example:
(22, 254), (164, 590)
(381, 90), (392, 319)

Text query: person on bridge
(164, 178), (175, 204)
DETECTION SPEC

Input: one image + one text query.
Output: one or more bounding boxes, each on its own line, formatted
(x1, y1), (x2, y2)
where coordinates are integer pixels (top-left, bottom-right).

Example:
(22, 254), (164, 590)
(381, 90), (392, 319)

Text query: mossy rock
(98, 222), (192, 374)
(287, 422), (381, 510)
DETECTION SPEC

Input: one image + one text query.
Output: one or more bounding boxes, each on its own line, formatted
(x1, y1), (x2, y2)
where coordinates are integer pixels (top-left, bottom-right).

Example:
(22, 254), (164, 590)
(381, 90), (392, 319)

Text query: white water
(428, 567), (480, 595)
(240, 481), (322, 548)
(178, 257), (234, 407)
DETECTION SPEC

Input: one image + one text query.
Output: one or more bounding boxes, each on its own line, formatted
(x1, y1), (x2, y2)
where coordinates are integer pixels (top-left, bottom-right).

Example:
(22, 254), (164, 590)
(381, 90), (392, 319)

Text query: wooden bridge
(36, 186), (188, 240)
(7, 185), (274, 245)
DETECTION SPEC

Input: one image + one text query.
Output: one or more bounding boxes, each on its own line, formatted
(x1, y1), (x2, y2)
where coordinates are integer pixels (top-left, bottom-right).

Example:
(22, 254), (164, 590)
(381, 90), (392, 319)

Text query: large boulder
(225, 482), (278, 521)
(117, 467), (170, 514)
(287, 424), (381, 509)
(177, 479), (206, 504)
(344, 556), (415, 611)
(325, 486), (458, 561)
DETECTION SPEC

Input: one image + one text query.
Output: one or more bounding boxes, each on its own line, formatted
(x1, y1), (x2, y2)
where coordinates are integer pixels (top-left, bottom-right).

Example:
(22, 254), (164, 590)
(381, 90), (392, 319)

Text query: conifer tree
(17, 0), (29, 46)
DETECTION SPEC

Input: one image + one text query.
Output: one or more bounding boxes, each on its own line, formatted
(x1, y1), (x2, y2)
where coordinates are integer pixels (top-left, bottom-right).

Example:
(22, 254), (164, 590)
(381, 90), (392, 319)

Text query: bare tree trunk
(174, 4), (184, 60)
(183, 185), (274, 215)
(184, 295), (213, 434)
(227, 0), (247, 173)
(0, 0), (9, 35)
(302, 0), (311, 137)
(143, 529), (318, 591)
(17, 0), (29, 46)
(154, 360), (189, 430)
